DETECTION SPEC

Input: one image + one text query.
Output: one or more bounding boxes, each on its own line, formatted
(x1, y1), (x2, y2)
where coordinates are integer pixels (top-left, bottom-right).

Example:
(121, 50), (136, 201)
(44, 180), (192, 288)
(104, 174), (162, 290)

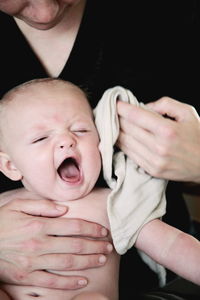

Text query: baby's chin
(46, 188), (91, 203)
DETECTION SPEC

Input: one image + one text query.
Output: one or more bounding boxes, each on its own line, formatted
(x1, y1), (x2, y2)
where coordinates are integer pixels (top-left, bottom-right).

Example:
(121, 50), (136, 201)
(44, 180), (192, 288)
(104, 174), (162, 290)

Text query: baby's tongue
(59, 159), (80, 182)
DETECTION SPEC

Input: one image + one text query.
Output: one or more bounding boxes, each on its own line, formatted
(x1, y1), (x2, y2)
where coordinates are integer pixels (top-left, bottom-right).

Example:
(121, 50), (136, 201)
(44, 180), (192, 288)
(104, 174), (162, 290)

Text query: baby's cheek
(93, 154), (102, 178)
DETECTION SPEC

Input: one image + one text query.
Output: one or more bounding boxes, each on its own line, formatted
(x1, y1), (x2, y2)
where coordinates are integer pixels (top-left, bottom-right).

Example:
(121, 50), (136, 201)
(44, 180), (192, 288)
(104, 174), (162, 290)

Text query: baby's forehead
(0, 80), (94, 132)
(2, 83), (93, 123)
(4, 80), (88, 105)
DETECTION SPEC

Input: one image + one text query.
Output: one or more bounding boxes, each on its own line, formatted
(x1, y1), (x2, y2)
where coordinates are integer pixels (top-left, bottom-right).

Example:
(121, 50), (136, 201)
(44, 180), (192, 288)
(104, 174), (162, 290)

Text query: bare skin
(72, 292), (109, 300)
(1, 189), (119, 300)
(0, 189), (112, 289)
(0, 0), (200, 297)
(117, 97), (200, 183)
(14, 0), (86, 76)
(0, 0), (112, 291)
(0, 80), (118, 300)
(0, 290), (10, 300)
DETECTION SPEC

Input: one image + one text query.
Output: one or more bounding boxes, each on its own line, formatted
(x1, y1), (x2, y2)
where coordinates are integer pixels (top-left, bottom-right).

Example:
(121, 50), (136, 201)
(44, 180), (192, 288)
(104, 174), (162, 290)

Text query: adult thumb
(5, 198), (68, 217)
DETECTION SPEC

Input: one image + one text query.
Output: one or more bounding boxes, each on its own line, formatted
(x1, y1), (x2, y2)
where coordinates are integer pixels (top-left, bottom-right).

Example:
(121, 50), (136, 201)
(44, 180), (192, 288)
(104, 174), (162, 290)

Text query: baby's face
(2, 82), (101, 201)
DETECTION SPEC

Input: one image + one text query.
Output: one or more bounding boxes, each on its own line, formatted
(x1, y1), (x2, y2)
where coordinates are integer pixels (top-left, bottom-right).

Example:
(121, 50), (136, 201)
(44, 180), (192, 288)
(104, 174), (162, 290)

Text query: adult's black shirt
(0, 0), (200, 296)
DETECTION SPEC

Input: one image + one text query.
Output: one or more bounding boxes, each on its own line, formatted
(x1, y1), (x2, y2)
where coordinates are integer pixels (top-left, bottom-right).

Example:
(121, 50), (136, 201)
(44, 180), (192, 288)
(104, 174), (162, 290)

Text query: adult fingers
(35, 253), (107, 271)
(117, 131), (164, 176)
(118, 100), (183, 145)
(44, 218), (108, 238)
(146, 96), (199, 121)
(117, 101), (166, 134)
(12, 271), (88, 290)
(118, 114), (171, 161)
(0, 260), (88, 289)
(26, 271), (88, 290)
(5, 198), (67, 217)
(41, 236), (113, 255)
(2, 201), (109, 239)
(118, 117), (154, 148)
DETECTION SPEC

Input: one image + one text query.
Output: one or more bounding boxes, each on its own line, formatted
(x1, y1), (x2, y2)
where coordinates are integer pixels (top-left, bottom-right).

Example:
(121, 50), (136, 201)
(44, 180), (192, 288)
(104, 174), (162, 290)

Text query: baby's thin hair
(0, 78), (91, 148)
(0, 78), (91, 113)
(1, 77), (86, 103)
(0, 78), (62, 134)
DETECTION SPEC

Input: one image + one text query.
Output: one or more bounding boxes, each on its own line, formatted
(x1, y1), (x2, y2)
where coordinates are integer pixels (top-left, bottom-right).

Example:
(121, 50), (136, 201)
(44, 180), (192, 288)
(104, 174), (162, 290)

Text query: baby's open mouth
(57, 157), (81, 183)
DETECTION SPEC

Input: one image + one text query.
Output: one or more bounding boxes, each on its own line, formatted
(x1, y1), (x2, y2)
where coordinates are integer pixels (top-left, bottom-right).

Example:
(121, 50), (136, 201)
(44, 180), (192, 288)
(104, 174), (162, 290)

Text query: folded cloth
(94, 86), (168, 286)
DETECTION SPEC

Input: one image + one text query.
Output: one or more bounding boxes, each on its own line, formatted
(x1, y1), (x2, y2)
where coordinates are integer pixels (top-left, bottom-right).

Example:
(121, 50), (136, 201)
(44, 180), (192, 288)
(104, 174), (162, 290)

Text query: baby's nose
(58, 134), (76, 150)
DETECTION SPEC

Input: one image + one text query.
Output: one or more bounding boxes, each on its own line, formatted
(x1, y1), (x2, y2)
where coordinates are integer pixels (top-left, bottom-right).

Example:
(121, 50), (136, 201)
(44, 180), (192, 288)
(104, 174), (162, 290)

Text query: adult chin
(14, 3), (67, 31)
(15, 14), (63, 30)
(20, 20), (59, 30)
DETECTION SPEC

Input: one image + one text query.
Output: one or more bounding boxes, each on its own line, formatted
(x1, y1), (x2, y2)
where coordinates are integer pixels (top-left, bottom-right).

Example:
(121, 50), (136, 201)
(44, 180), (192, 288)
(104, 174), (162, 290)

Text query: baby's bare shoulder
(88, 187), (111, 200)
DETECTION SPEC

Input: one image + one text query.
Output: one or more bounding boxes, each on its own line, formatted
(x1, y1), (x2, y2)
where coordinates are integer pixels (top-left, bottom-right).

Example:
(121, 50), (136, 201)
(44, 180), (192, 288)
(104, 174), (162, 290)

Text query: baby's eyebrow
(31, 123), (48, 131)
(24, 126), (51, 140)
(26, 122), (53, 135)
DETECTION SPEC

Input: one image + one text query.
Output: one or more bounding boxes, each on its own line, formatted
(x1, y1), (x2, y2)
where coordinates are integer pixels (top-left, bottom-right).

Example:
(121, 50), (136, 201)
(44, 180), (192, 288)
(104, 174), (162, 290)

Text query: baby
(0, 78), (200, 300)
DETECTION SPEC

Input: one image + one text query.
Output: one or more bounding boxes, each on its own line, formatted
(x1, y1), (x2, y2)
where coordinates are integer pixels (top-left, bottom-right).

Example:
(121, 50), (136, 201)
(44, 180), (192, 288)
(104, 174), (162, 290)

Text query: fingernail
(99, 255), (107, 264)
(78, 279), (87, 286)
(107, 244), (113, 252)
(56, 205), (67, 212)
(101, 228), (107, 236)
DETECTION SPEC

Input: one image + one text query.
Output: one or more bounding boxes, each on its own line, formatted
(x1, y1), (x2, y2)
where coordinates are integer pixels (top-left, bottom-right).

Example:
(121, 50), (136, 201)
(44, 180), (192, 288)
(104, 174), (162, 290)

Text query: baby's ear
(0, 152), (22, 181)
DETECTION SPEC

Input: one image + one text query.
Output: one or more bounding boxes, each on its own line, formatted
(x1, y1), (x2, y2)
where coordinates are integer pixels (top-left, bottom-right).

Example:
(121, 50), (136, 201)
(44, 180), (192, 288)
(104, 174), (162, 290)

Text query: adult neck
(14, 0), (86, 77)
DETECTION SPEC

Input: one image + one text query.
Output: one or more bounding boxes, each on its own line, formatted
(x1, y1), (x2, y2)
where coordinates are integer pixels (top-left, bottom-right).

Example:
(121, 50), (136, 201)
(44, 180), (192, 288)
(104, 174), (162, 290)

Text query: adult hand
(0, 190), (111, 290)
(117, 97), (200, 183)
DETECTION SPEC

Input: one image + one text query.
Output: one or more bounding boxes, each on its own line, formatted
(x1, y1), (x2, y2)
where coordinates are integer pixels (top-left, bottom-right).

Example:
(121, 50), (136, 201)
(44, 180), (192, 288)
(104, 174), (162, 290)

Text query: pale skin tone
(0, 81), (102, 202)
(2, 0), (87, 77)
(117, 98), (200, 183)
(1, 79), (200, 300)
(0, 0), (200, 294)
(0, 0), (113, 291)
(0, 79), (118, 299)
